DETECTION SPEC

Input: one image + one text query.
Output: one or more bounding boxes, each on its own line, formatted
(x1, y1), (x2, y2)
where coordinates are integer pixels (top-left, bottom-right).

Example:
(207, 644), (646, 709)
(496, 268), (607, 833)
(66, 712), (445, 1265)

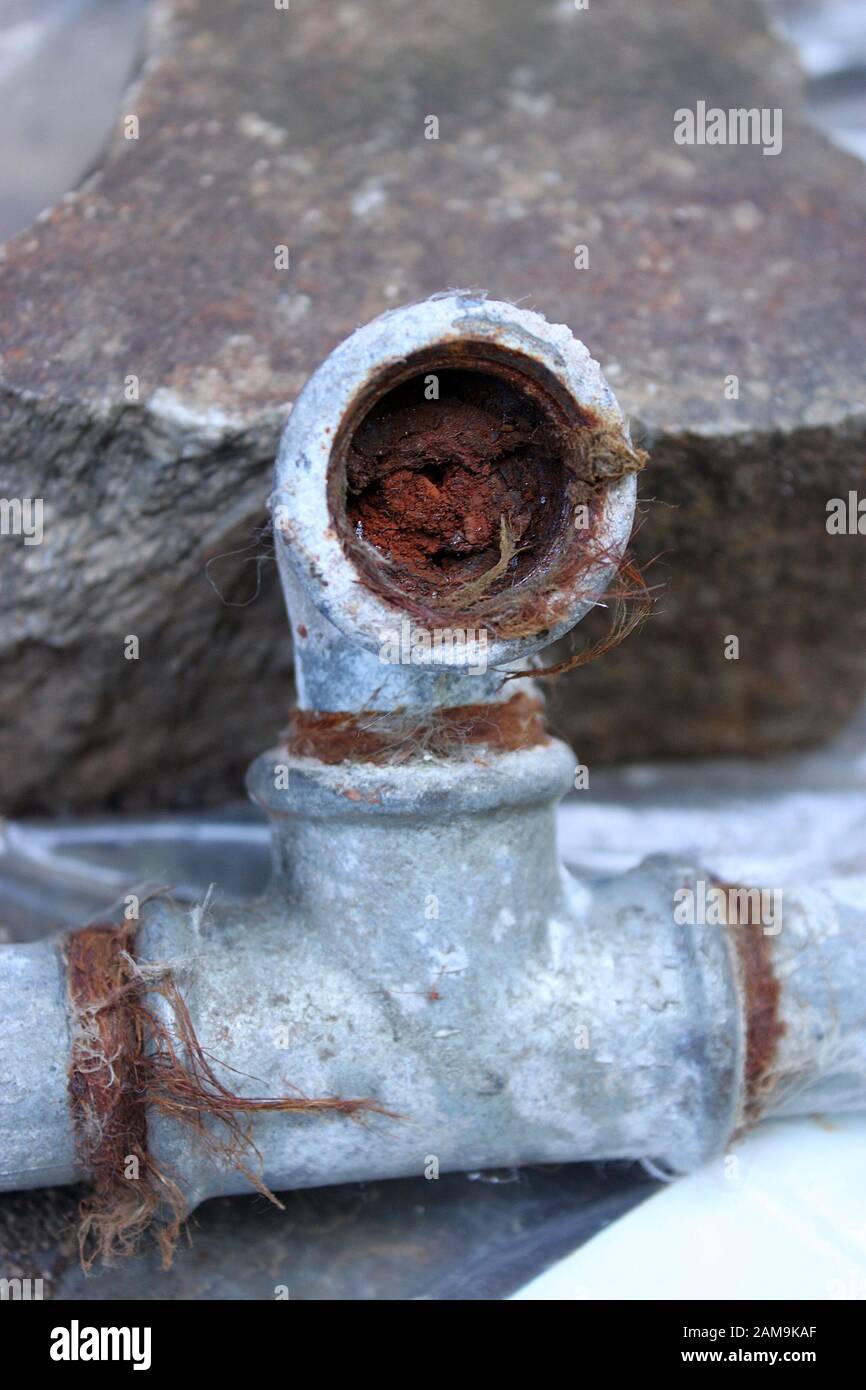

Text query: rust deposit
(336, 361), (648, 646)
(284, 691), (548, 765)
(719, 885), (786, 1124)
(346, 369), (565, 604)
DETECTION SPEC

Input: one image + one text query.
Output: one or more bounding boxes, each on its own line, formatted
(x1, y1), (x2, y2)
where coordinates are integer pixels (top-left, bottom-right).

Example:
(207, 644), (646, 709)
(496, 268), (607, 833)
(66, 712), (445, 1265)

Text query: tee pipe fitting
(2, 299), (865, 1254)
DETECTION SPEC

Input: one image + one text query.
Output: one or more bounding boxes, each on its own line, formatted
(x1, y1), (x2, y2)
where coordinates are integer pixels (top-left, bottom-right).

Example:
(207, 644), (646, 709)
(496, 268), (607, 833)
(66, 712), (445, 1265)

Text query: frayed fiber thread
(64, 921), (392, 1270)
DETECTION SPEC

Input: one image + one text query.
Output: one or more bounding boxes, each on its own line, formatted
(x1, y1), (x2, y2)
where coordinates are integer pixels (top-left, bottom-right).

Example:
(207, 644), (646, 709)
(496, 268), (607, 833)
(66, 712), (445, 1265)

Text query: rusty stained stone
(0, 0), (865, 810)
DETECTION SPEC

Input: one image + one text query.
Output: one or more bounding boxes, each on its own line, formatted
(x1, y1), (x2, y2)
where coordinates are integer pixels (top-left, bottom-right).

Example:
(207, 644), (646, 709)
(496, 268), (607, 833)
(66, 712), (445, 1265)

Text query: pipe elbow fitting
(269, 295), (642, 709)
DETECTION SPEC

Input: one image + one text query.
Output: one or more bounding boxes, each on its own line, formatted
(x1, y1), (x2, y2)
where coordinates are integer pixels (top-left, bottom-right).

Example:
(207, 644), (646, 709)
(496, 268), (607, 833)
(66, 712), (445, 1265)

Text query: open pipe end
(272, 295), (643, 671)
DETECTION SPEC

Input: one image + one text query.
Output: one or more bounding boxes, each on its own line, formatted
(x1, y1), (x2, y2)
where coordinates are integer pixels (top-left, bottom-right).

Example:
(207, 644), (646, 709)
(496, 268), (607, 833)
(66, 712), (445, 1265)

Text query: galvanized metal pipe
(1, 298), (864, 1233)
(270, 294), (637, 710)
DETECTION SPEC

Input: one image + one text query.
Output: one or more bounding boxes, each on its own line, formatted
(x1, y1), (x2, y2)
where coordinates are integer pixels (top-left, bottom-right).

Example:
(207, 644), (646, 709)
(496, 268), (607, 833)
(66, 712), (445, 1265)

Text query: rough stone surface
(0, 0), (864, 810)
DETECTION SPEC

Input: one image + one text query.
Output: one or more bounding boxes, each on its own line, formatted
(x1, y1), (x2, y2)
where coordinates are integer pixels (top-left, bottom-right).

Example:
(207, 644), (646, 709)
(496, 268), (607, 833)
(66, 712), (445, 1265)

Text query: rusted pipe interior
(344, 366), (569, 603)
(327, 344), (609, 636)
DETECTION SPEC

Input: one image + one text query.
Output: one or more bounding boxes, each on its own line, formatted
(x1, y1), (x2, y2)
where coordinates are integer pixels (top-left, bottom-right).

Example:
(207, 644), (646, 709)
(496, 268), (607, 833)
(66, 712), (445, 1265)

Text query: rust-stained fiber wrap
(718, 886), (786, 1125)
(64, 921), (389, 1269)
(66, 923), (154, 1267)
(284, 691), (548, 765)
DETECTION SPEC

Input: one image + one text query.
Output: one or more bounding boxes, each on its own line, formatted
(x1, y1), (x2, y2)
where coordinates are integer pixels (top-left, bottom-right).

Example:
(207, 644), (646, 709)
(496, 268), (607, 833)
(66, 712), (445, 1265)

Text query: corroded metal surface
(2, 286), (865, 1268)
(1, 0), (865, 810)
(272, 295), (639, 706)
(2, 701), (866, 1296)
